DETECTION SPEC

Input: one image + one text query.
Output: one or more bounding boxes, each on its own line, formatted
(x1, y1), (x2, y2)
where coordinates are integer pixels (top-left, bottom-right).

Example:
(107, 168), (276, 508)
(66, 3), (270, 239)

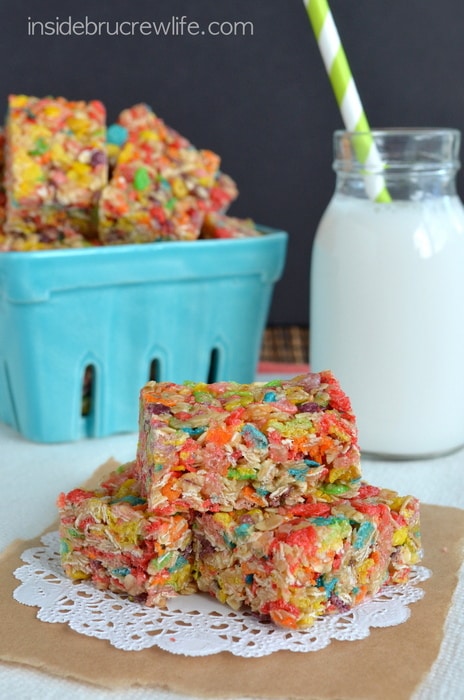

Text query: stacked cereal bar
(4, 95), (107, 248)
(58, 372), (423, 628)
(137, 372), (363, 515)
(58, 461), (196, 606)
(98, 103), (238, 244)
(194, 485), (421, 629)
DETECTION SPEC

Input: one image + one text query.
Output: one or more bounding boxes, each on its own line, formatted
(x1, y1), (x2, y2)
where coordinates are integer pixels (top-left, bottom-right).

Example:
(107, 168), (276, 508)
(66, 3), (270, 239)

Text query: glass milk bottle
(310, 129), (464, 458)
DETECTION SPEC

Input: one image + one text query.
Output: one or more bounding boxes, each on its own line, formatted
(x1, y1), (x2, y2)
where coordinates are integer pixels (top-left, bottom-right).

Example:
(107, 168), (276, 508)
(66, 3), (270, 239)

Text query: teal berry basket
(0, 227), (287, 443)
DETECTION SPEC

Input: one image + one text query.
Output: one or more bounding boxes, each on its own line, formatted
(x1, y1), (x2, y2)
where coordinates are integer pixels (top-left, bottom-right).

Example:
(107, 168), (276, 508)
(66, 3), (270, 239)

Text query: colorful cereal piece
(136, 372), (362, 514)
(4, 94), (107, 248)
(57, 462), (196, 606)
(193, 489), (421, 629)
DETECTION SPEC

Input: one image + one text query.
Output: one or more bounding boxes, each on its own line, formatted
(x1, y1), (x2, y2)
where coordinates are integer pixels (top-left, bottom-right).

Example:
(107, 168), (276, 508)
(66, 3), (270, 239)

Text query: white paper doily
(13, 531), (430, 658)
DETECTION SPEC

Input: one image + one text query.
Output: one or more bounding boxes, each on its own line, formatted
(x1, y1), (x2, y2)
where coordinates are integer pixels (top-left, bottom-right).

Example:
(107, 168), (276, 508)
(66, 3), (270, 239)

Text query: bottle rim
(334, 127), (461, 138)
(333, 128), (461, 173)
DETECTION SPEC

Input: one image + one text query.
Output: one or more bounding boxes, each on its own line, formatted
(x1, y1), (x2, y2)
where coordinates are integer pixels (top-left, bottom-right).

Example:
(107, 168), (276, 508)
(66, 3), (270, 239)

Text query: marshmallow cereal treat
(200, 212), (261, 239)
(57, 462), (196, 607)
(137, 372), (362, 515)
(98, 103), (238, 244)
(5, 94), (107, 248)
(194, 486), (421, 629)
(0, 129), (6, 248)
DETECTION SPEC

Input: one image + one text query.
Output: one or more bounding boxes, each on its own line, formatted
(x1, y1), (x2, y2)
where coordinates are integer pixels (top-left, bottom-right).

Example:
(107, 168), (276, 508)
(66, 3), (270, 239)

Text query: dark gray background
(1, 0), (462, 325)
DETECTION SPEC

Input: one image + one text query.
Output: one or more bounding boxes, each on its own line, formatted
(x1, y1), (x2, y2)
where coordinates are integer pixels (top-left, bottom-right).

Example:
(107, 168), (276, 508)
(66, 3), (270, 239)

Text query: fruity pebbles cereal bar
(4, 94), (107, 248)
(200, 212), (261, 239)
(0, 129), (6, 247)
(57, 461), (196, 606)
(136, 372), (362, 515)
(194, 485), (421, 629)
(98, 103), (237, 244)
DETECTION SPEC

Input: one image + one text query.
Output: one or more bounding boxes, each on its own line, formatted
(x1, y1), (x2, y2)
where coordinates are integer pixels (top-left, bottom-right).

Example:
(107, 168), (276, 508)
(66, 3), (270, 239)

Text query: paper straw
(304, 0), (391, 202)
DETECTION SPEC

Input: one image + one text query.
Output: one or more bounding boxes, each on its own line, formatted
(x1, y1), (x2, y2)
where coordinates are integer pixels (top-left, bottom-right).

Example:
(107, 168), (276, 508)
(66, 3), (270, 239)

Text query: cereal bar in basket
(98, 103), (237, 244)
(5, 94), (107, 248)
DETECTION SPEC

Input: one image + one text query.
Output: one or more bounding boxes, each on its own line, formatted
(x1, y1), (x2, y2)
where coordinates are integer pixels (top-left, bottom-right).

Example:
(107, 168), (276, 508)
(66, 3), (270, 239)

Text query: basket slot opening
(3, 360), (20, 430)
(149, 358), (161, 382)
(207, 348), (220, 383)
(82, 365), (95, 417)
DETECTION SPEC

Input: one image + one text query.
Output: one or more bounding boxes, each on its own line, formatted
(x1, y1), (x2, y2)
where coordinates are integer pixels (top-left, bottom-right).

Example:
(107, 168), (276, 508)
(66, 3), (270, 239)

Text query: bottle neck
(335, 169), (458, 199)
(333, 128), (461, 201)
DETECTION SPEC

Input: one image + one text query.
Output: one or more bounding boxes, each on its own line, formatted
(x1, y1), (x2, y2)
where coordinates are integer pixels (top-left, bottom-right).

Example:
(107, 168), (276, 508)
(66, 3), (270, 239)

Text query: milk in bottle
(310, 129), (464, 457)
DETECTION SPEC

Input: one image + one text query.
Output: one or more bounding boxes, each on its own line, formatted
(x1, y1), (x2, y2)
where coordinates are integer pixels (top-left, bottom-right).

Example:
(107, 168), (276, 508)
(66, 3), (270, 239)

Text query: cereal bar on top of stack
(98, 103), (238, 244)
(57, 461), (196, 607)
(4, 94), (107, 249)
(136, 372), (362, 515)
(194, 485), (421, 629)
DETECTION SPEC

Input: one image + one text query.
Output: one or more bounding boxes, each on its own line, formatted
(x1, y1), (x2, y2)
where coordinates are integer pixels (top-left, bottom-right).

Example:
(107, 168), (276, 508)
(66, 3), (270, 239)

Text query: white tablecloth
(1, 414), (464, 700)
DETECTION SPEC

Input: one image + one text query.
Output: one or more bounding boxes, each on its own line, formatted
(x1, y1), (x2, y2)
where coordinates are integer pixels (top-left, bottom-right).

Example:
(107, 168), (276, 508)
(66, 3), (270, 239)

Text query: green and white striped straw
(304, 0), (391, 202)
